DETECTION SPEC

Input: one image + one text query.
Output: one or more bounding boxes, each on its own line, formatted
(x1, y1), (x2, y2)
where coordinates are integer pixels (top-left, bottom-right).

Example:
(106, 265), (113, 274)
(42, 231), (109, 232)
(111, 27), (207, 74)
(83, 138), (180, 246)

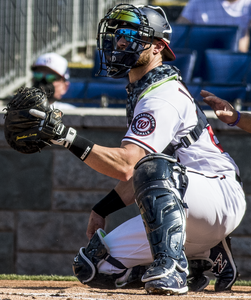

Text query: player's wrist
(227, 111), (241, 127)
(92, 189), (126, 218)
(51, 127), (94, 161)
(68, 133), (94, 161)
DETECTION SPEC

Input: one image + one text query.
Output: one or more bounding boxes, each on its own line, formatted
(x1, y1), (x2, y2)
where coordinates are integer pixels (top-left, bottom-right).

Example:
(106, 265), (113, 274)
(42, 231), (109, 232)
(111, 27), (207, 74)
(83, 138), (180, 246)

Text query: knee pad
(133, 153), (188, 261)
(72, 228), (126, 283)
(72, 247), (96, 283)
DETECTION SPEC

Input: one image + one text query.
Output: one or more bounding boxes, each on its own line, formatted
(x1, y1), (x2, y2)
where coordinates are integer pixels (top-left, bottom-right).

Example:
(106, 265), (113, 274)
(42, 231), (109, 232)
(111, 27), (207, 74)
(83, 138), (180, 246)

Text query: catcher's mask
(96, 4), (176, 79)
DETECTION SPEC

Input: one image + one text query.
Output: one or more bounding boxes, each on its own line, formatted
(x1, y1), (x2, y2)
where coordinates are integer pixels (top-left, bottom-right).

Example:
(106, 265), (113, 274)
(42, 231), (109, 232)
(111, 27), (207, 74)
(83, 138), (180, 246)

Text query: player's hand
(86, 210), (105, 240)
(201, 90), (239, 124)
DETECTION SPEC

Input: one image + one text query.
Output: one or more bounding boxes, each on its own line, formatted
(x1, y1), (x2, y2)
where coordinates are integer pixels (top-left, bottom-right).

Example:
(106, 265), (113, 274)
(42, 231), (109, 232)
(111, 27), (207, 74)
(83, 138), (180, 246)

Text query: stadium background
(1, 0), (251, 283)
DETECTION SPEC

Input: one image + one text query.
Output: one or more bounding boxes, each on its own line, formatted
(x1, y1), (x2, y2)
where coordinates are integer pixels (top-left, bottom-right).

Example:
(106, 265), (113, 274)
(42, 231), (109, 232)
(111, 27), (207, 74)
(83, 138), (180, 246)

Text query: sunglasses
(33, 72), (60, 83)
(115, 28), (140, 43)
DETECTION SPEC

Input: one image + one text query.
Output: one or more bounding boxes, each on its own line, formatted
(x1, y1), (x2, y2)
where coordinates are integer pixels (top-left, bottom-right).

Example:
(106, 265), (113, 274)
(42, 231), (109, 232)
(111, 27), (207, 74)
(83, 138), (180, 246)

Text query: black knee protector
(72, 247), (96, 283)
(133, 153), (188, 261)
(72, 228), (126, 283)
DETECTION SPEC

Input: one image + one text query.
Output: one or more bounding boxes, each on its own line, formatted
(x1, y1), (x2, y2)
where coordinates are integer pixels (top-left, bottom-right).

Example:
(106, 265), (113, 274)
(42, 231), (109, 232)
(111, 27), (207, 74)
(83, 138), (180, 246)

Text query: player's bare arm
(202, 89), (251, 133)
(86, 210), (105, 240)
(235, 113), (251, 133)
(85, 141), (148, 181)
(86, 178), (137, 239)
(239, 21), (251, 53)
(114, 178), (136, 205)
(3, 91), (147, 180)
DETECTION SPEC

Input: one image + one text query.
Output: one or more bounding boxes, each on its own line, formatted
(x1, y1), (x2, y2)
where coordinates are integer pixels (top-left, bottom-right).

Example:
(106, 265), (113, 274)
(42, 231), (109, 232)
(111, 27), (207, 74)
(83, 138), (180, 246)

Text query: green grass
(0, 274), (78, 281)
(232, 280), (251, 286)
(0, 274), (251, 286)
(209, 279), (251, 286)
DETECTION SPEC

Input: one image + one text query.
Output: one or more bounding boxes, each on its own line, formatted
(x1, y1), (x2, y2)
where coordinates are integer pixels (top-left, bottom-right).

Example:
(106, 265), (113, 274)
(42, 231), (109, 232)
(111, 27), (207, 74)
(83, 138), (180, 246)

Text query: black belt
(236, 173), (242, 185)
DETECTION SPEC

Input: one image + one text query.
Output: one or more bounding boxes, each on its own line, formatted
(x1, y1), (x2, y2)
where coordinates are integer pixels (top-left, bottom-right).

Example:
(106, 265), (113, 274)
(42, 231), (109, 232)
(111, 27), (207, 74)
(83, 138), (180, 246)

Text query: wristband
(64, 127), (77, 148)
(92, 189), (126, 218)
(227, 111), (241, 127)
(69, 134), (94, 161)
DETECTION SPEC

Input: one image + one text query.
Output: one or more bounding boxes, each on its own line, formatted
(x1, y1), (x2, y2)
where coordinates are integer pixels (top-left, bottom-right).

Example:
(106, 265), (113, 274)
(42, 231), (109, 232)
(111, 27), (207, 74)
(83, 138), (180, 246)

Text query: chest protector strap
(163, 101), (209, 156)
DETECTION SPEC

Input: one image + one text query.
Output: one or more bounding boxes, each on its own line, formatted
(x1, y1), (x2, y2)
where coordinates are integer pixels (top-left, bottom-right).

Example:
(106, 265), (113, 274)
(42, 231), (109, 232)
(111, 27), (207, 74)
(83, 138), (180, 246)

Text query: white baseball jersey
(123, 79), (239, 178)
(97, 77), (246, 275)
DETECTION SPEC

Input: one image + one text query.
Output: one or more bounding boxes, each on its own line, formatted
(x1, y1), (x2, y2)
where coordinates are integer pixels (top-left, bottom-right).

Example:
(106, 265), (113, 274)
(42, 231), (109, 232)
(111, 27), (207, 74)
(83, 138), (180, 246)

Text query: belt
(236, 173), (242, 185)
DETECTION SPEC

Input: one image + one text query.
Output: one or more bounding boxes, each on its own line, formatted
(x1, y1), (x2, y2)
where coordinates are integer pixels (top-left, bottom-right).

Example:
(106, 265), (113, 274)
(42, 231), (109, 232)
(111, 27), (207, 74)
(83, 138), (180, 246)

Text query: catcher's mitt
(4, 87), (65, 154)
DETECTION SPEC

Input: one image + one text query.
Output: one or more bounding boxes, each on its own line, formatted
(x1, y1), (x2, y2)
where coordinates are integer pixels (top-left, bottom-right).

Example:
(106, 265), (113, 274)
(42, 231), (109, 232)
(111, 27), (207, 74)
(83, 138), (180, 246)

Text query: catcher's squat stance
(4, 4), (246, 295)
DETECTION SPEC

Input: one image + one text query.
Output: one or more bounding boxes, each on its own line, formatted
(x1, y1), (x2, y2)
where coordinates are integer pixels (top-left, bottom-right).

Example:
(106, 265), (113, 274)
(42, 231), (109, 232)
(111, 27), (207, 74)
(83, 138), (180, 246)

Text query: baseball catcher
(4, 87), (66, 154)
(3, 3), (246, 295)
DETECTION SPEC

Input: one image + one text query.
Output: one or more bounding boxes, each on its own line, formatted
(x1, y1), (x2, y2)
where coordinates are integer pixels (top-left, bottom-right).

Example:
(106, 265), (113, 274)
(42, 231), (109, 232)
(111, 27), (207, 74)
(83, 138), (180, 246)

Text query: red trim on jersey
(207, 125), (224, 153)
(178, 87), (193, 102)
(178, 82), (194, 102)
(123, 136), (157, 153)
(187, 169), (219, 179)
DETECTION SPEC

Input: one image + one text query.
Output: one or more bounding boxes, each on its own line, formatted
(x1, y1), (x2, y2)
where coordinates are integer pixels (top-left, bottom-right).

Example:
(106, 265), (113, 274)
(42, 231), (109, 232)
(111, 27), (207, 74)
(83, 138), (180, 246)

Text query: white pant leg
(98, 171), (246, 274)
(99, 214), (153, 274)
(184, 171), (246, 258)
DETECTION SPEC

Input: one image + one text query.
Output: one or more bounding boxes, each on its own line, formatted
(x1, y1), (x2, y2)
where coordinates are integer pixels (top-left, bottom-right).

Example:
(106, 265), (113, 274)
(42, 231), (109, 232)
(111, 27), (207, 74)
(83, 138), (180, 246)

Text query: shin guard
(133, 153), (188, 281)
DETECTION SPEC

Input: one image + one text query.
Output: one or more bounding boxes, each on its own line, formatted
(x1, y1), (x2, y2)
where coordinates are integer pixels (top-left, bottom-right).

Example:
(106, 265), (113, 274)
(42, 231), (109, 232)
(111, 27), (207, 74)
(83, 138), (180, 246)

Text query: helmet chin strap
(105, 42), (145, 78)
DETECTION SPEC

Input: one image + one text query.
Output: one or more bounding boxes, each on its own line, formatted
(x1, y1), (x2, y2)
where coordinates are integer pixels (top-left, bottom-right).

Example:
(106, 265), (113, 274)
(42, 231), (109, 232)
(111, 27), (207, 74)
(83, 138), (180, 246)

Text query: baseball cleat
(210, 235), (239, 292)
(187, 274), (209, 292)
(145, 267), (188, 295)
(143, 253), (188, 295)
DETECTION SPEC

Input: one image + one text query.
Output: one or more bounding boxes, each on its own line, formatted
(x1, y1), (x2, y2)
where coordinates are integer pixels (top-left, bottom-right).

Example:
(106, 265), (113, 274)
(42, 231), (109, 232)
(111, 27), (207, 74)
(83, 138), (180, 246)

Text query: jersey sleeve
(122, 94), (182, 154)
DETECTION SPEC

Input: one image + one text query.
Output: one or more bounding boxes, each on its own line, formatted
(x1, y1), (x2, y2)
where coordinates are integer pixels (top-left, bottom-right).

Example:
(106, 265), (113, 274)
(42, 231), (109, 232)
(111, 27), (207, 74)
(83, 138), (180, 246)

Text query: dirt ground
(0, 281), (251, 300)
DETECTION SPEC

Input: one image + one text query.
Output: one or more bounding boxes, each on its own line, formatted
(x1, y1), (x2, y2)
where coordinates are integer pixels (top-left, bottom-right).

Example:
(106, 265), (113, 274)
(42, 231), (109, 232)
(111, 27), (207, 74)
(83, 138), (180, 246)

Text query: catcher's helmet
(96, 4), (175, 78)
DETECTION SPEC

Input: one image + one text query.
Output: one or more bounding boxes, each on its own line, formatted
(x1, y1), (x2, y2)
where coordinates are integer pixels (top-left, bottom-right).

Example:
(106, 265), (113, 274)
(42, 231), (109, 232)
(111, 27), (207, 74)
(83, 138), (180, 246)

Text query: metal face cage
(96, 4), (154, 78)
